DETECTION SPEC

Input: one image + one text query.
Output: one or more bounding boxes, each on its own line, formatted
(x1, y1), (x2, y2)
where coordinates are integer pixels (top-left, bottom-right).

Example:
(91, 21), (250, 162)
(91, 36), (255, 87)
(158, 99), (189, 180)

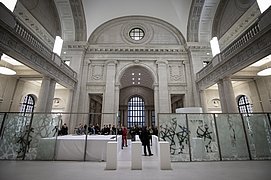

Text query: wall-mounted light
(210, 37), (220, 57)
(0, 0), (17, 12)
(53, 36), (63, 56)
(256, 0), (271, 13)
(257, 67), (271, 76)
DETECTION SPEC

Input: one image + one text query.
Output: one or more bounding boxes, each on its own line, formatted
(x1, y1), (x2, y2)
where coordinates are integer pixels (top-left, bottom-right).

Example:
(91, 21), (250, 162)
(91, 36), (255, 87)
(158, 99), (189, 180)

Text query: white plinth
(192, 138), (205, 160)
(105, 141), (117, 170)
(131, 141), (142, 170)
(159, 141), (172, 170)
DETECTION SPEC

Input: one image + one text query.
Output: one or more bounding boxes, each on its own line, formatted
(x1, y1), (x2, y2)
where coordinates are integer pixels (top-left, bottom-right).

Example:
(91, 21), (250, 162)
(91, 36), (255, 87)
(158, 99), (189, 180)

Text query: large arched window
(20, 94), (35, 116)
(238, 95), (253, 115)
(128, 96), (145, 128)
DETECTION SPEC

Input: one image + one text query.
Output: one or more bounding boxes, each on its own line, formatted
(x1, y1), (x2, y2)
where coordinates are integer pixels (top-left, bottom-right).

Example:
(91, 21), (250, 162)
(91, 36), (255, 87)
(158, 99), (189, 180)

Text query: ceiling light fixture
(0, 66), (16, 75)
(257, 67), (271, 76)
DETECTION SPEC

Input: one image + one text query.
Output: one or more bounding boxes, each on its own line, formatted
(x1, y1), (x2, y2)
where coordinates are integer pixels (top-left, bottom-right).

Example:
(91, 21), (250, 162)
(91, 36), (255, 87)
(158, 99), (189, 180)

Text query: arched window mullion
(238, 95), (253, 116)
(128, 96), (145, 128)
(20, 94), (35, 116)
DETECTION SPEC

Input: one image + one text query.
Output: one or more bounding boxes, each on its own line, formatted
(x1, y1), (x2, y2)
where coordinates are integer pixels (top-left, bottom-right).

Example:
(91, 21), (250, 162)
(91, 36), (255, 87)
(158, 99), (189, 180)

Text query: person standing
(139, 126), (153, 156)
(122, 125), (128, 148)
(60, 123), (68, 135)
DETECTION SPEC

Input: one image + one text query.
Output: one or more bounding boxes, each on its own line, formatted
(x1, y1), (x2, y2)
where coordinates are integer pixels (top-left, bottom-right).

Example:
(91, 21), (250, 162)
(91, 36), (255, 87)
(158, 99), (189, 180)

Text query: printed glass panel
(159, 114), (190, 161)
(26, 114), (61, 160)
(188, 114), (219, 161)
(216, 114), (250, 160)
(243, 114), (271, 160)
(0, 113), (31, 160)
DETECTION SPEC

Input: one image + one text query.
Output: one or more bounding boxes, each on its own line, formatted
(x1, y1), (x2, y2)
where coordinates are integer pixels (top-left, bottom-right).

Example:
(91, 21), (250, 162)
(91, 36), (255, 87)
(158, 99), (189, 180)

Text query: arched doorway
(119, 65), (155, 128)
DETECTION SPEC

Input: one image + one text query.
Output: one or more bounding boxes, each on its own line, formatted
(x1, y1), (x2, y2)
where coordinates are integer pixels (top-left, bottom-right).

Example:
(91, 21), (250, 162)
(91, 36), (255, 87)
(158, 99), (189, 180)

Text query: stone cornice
(87, 47), (186, 55)
(14, 1), (55, 50)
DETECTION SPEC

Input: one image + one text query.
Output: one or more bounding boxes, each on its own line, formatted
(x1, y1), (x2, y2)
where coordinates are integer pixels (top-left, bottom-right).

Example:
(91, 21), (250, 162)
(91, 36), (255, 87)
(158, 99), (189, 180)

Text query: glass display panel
(188, 114), (219, 161)
(215, 114), (249, 160)
(158, 114), (190, 161)
(0, 113), (31, 160)
(27, 114), (61, 160)
(243, 114), (271, 160)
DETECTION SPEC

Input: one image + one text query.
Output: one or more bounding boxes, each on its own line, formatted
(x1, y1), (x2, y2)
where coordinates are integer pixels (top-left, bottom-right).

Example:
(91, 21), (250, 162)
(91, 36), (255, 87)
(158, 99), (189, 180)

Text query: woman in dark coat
(139, 126), (153, 156)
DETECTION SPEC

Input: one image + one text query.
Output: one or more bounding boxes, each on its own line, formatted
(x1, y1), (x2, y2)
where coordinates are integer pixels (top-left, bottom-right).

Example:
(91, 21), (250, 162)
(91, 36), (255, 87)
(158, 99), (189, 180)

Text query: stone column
(153, 84), (159, 125)
(68, 49), (87, 132)
(36, 76), (52, 112)
(77, 60), (89, 125)
(223, 77), (238, 113)
(156, 60), (170, 113)
(114, 84), (120, 116)
(183, 60), (195, 107)
(63, 89), (74, 132)
(199, 90), (208, 113)
(123, 109), (128, 127)
(45, 78), (56, 112)
(102, 60), (117, 125)
(217, 79), (227, 113)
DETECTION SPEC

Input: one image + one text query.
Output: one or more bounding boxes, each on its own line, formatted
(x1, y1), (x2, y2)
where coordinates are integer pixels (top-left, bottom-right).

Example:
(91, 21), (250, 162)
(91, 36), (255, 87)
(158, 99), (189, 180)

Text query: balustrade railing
(14, 22), (52, 59)
(196, 7), (271, 82)
(0, 3), (77, 81)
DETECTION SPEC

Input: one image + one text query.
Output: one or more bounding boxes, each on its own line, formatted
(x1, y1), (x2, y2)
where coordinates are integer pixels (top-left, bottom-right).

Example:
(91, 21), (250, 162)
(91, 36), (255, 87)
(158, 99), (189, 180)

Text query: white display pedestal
(159, 141), (172, 170)
(105, 142), (117, 170)
(131, 141), (142, 170)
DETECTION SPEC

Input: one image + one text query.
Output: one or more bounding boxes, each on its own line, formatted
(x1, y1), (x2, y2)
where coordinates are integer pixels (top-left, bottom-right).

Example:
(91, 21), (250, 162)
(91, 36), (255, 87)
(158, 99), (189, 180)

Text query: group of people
(59, 122), (158, 157)
(75, 123), (118, 135)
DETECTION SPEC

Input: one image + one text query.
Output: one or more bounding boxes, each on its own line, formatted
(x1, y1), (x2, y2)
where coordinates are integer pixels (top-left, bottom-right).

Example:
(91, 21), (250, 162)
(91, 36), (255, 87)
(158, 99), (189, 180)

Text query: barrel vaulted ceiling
(53, 0), (221, 43)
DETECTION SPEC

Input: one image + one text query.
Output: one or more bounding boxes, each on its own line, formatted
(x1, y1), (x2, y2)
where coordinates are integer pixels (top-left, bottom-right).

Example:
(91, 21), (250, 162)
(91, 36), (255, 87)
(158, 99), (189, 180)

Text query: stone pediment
(88, 16), (185, 46)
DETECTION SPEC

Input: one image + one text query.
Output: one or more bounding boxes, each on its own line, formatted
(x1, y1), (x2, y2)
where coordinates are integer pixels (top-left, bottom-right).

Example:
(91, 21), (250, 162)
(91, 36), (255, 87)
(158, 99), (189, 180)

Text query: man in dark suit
(139, 126), (153, 156)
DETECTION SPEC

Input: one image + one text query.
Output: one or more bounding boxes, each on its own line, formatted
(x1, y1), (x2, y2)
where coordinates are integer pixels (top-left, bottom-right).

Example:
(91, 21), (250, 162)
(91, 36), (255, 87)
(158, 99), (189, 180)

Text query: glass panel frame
(158, 113), (190, 162)
(0, 113), (32, 160)
(26, 113), (61, 160)
(215, 114), (250, 160)
(188, 114), (220, 161)
(242, 114), (271, 160)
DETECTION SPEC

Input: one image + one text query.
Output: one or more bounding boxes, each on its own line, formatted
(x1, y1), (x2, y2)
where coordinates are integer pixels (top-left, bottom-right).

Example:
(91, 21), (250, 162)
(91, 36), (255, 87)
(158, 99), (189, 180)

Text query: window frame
(237, 95), (253, 116)
(20, 94), (35, 116)
(129, 28), (145, 41)
(127, 96), (145, 128)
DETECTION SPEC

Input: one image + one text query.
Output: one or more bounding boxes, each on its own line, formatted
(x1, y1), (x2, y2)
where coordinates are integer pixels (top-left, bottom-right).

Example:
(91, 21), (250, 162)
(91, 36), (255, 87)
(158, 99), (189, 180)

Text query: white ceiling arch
(82, 0), (192, 41)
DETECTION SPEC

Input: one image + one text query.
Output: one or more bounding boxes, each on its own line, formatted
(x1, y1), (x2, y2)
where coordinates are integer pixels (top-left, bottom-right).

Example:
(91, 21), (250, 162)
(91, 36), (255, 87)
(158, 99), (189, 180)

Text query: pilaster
(156, 60), (170, 113)
(102, 60), (118, 125)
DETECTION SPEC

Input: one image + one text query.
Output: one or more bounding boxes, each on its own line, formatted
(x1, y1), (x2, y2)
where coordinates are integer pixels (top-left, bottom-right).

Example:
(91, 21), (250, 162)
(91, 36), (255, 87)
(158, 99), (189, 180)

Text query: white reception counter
(37, 135), (121, 161)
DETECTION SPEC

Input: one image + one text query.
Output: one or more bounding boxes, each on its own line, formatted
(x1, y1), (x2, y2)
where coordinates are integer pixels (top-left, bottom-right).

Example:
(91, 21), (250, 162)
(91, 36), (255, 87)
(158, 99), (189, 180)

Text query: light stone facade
(68, 16), (194, 127)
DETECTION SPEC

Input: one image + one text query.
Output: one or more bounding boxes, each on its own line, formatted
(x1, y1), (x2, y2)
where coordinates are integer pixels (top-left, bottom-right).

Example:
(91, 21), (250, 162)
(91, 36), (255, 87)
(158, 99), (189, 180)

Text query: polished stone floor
(1, 160), (271, 180)
(0, 140), (270, 180)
